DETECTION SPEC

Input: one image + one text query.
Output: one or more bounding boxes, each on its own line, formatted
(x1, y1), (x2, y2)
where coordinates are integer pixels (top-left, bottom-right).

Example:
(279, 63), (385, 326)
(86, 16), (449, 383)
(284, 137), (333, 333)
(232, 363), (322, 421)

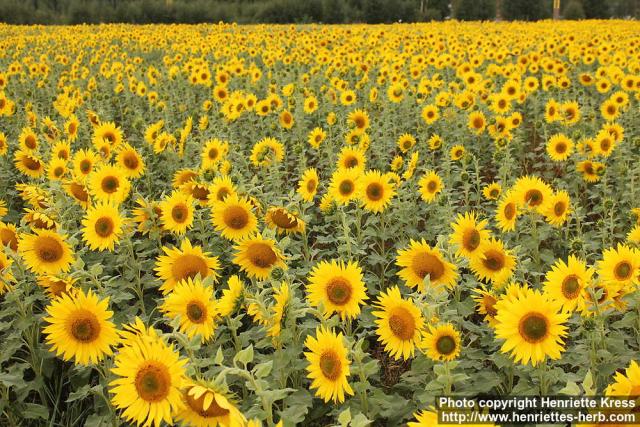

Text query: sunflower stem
(538, 361), (549, 395)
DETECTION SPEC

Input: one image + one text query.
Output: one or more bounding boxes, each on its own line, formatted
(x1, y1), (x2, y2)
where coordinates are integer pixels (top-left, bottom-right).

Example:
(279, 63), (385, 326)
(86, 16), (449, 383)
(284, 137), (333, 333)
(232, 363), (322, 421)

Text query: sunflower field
(0, 20), (639, 427)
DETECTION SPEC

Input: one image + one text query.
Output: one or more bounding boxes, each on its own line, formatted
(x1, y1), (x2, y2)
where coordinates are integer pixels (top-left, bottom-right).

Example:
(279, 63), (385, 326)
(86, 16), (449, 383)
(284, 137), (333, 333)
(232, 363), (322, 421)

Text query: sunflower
(428, 134), (443, 151)
(472, 285), (499, 326)
(329, 168), (360, 205)
(449, 211), (490, 258)
(421, 104), (439, 124)
(450, 145), (465, 161)
(307, 259), (367, 320)
(18, 229), (74, 275)
(23, 208), (57, 230)
(265, 206), (306, 234)
(201, 138), (229, 170)
(160, 277), (218, 343)
(304, 326), (354, 403)
(469, 238), (516, 288)
(422, 323), (461, 362)
(43, 288), (118, 365)
(628, 225), (640, 244)
(14, 150), (46, 178)
(357, 170), (395, 213)
(605, 360), (640, 398)
(577, 160), (602, 183)
(347, 109), (369, 134)
(494, 287), (569, 366)
(543, 190), (571, 226)
(0, 200), (6, 219)
(0, 132), (7, 156)
(208, 175), (237, 203)
(211, 194), (258, 241)
(543, 255), (593, 313)
(297, 168), (319, 202)
(110, 330), (187, 427)
(307, 127), (326, 149)
(250, 137), (284, 168)
(418, 170), (443, 203)
(81, 201), (124, 251)
(597, 244), (640, 291)
(36, 274), (76, 299)
(512, 175), (552, 212)
(155, 239), (220, 294)
(468, 111), (486, 134)
(92, 121), (123, 149)
(64, 116), (80, 141)
(544, 99), (561, 122)
(482, 182), (502, 201)
(217, 275), (244, 317)
(0, 251), (14, 294)
(396, 239), (458, 291)
(115, 144), (145, 179)
(175, 379), (246, 427)
(546, 133), (574, 161)
(595, 129), (616, 157)
(88, 164), (131, 205)
(267, 282), (290, 337)
(397, 133), (416, 153)
(337, 147), (366, 171)
(232, 234), (286, 280)
(18, 127), (39, 152)
(0, 222), (18, 251)
(600, 99), (619, 121)
(72, 149), (100, 178)
(51, 140), (71, 160)
(159, 192), (194, 235)
(373, 286), (425, 360)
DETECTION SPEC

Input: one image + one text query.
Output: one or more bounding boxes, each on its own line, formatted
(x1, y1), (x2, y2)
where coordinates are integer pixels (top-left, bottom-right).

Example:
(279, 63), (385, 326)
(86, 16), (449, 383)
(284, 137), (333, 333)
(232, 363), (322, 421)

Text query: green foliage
(564, 0), (587, 18)
(452, 0), (497, 20)
(502, 0), (552, 21)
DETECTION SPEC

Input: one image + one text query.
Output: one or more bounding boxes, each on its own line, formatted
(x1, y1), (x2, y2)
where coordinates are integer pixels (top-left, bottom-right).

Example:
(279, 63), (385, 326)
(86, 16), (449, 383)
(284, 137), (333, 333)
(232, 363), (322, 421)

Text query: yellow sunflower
(329, 168), (361, 205)
(217, 275), (244, 317)
(18, 229), (74, 276)
(546, 133), (574, 161)
(357, 170), (395, 213)
(155, 239), (220, 294)
(232, 234), (286, 280)
(64, 180), (91, 209)
(211, 194), (258, 241)
(450, 145), (465, 161)
(418, 170), (443, 203)
(449, 211), (491, 258)
(43, 288), (118, 365)
(14, 150), (46, 178)
(92, 121), (123, 149)
(396, 239), (458, 291)
(494, 287), (569, 366)
(304, 326), (354, 403)
(36, 274), (76, 299)
(81, 201), (124, 251)
(372, 286), (425, 360)
(265, 206), (306, 234)
(159, 192), (194, 235)
(250, 137), (284, 168)
(543, 255), (593, 313)
(469, 238), (516, 288)
(307, 259), (367, 320)
(543, 190), (571, 227)
(160, 277), (218, 343)
(267, 282), (290, 338)
(512, 175), (552, 212)
(72, 149), (101, 178)
(201, 138), (229, 170)
(422, 323), (461, 362)
(598, 244), (640, 291)
(88, 164), (131, 205)
(116, 144), (145, 179)
(0, 251), (14, 294)
(472, 285), (499, 326)
(297, 168), (319, 202)
(397, 133), (416, 153)
(175, 379), (246, 427)
(0, 222), (18, 251)
(495, 190), (519, 232)
(337, 147), (366, 171)
(208, 175), (237, 203)
(482, 182), (502, 200)
(604, 360), (640, 398)
(347, 109), (369, 134)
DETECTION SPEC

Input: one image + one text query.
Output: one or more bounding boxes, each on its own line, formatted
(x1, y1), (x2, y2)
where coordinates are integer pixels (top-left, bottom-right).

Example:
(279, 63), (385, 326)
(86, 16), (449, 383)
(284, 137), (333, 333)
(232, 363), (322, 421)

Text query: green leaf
(234, 345), (254, 366)
(350, 413), (372, 427)
(213, 347), (224, 365)
(253, 360), (273, 378)
(22, 403), (48, 420)
(558, 380), (580, 396)
(583, 370), (595, 396)
(338, 407), (352, 427)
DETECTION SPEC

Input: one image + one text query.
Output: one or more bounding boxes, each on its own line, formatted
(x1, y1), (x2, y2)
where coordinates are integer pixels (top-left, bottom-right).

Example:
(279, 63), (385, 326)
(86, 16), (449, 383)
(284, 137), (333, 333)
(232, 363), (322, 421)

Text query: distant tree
(563, 0), (586, 18)
(582, 0), (610, 17)
(452, 0), (496, 20)
(322, 0), (345, 23)
(502, 0), (551, 20)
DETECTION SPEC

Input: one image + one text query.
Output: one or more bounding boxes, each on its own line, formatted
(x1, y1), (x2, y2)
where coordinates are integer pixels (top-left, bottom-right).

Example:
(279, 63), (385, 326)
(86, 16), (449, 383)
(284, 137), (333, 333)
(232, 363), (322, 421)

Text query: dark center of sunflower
(554, 202), (566, 217)
(319, 350), (342, 381)
(103, 132), (116, 144)
(186, 301), (207, 323)
(427, 180), (438, 192)
(224, 206), (249, 229)
(555, 142), (567, 154)
(123, 153), (139, 169)
(58, 149), (69, 160)
(614, 261), (632, 280)
(70, 310), (101, 342)
(69, 183), (89, 202)
(366, 183), (384, 201)
(306, 179), (317, 193)
(345, 157), (358, 168)
(54, 167), (64, 178)
(388, 308), (416, 340)
(69, 123), (77, 134)
(354, 117), (365, 128)
(482, 249), (505, 271)
(339, 180), (355, 196)
(271, 209), (298, 229)
(186, 390), (229, 418)
(36, 236), (64, 263)
(135, 363), (171, 402)
(171, 254), (209, 282)
(607, 105), (616, 115)
(247, 243), (277, 268)
(171, 204), (189, 223)
(0, 229), (18, 251)
(94, 217), (115, 237)
(561, 275), (581, 299)
(601, 139), (611, 151)
(191, 186), (209, 202)
(411, 252), (445, 281)
(436, 335), (456, 355)
(524, 189), (543, 207)
(483, 295), (498, 316)
(216, 188), (230, 201)
(101, 176), (119, 194)
(208, 148), (219, 160)
(25, 135), (37, 150)
(518, 313), (549, 343)
(473, 118), (483, 128)
(80, 159), (92, 173)
(463, 229), (481, 251)
(23, 156), (42, 171)
(326, 278), (352, 305)
(548, 106), (556, 115)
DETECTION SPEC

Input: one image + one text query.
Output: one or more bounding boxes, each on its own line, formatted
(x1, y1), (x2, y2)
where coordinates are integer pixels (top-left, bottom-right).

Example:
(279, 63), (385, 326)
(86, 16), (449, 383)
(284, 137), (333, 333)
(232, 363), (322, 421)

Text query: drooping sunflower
(372, 286), (425, 360)
(512, 175), (552, 213)
(265, 206), (306, 234)
(211, 194), (258, 241)
(546, 133), (574, 161)
(43, 288), (119, 365)
(597, 243), (640, 291)
(155, 239), (220, 294)
(250, 137), (284, 168)
(160, 277), (218, 343)
(357, 170), (396, 213)
(472, 285), (499, 326)
(14, 150), (46, 178)
(336, 147), (366, 171)
(175, 379), (246, 427)
(494, 287), (569, 366)
(64, 180), (91, 209)
(469, 238), (516, 288)
(396, 239), (458, 291)
(81, 201), (124, 251)
(304, 326), (354, 403)
(217, 275), (244, 317)
(449, 211), (491, 258)
(110, 330), (187, 427)
(297, 168), (319, 202)
(543, 190), (571, 227)
(88, 164), (131, 205)
(18, 229), (74, 276)
(307, 259), (367, 320)
(543, 255), (593, 313)
(232, 234), (286, 280)
(159, 192), (195, 235)
(116, 144), (145, 179)
(422, 323), (461, 362)
(0, 222), (18, 251)
(418, 170), (443, 203)
(328, 168), (361, 205)
(36, 274), (76, 299)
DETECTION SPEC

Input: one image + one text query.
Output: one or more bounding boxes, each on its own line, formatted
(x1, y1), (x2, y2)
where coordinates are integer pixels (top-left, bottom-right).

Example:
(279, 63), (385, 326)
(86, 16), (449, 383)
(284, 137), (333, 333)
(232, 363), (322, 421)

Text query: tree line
(0, 0), (637, 26)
